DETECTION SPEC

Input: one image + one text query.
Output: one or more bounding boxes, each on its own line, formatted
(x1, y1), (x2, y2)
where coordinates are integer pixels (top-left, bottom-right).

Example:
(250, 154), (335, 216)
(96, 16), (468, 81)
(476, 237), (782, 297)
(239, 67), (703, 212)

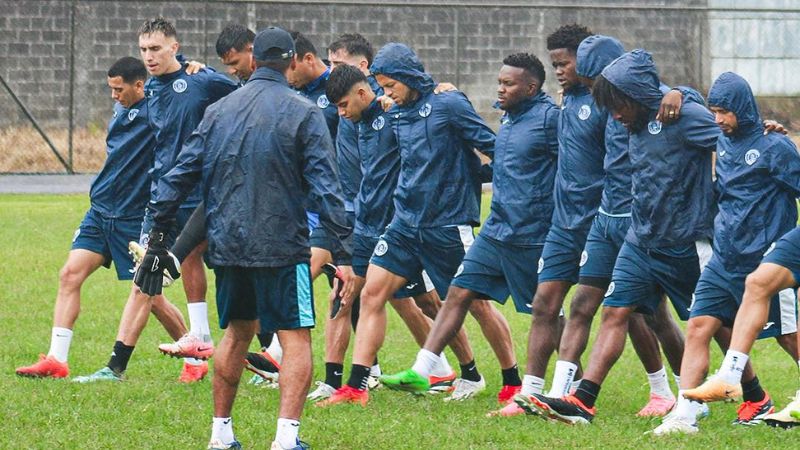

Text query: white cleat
(307, 381), (337, 402)
(444, 376), (486, 402)
(765, 390), (800, 429)
(367, 375), (382, 390)
(650, 414), (699, 435)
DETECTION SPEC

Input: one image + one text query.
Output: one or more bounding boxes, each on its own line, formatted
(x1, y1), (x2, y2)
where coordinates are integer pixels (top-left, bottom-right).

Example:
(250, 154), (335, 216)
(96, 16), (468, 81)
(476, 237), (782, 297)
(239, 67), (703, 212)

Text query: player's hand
(337, 265), (356, 305)
(185, 60), (206, 75)
(378, 95), (395, 112)
(656, 89), (683, 124)
(133, 228), (181, 296)
(434, 82), (458, 94)
(763, 119), (788, 135)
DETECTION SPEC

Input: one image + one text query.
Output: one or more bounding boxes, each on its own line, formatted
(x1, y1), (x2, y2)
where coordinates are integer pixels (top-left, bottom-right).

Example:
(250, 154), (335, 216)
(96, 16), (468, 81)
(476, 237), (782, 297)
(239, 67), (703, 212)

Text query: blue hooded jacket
(601, 50), (719, 247)
(89, 98), (155, 219)
(150, 67), (352, 267)
(371, 43), (495, 228)
(299, 67), (339, 142)
(707, 72), (800, 273)
(482, 91), (560, 245)
(145, 64), (237, 209)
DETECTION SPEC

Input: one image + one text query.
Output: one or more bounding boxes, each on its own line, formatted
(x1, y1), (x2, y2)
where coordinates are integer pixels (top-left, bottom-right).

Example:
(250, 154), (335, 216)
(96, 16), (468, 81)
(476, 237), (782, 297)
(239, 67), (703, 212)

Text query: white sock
(647, 367), (674, 399)
(673, 373), (681, 388)
(48, 327), (73, 363)
(411, 349), (441, 378)
(275, 418), (300, 449)
(674, 390), (700, 421)
(429, 352), (453, 377)
(718, 350), (748, 385)
(211, 417), (234, 444)
(547, 360), (578, 398)
(571, 378), (583, 393)
(370, 364), (381, 377)
(521, 375), (545, 396)
(267, 334), (283, 364)
(187, 302), (211, 339)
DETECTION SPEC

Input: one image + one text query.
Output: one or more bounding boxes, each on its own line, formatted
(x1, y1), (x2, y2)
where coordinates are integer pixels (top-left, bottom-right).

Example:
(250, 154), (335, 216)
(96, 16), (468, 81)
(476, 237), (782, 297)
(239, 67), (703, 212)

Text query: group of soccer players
(13, 16), (800, 450)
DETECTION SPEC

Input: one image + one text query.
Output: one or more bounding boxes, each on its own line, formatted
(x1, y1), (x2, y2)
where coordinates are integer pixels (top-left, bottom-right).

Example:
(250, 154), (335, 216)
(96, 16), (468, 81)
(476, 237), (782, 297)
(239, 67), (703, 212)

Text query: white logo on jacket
(317, 95), (330, 108)
(372, 116), (385, 131)
(128, 109), (139, 121)
(172, 79), (188, 93)
(745, 149), (760, 165)
(647, 121), (662, 135)
(605, 281), (615, 297)
(579, 250), (588, 267)
(374, 239), (389, 256)
(578, 105), (591, 120)
(419, 103), (432, 117)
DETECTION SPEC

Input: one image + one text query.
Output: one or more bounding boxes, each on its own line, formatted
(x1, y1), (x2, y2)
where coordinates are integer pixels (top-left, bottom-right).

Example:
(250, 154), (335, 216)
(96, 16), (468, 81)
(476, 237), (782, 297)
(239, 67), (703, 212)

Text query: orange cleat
(16, 354), (69, 379)
(179, 361), (209, 383)
(315, 385), (369, 407)
(683, 376), (742, 403)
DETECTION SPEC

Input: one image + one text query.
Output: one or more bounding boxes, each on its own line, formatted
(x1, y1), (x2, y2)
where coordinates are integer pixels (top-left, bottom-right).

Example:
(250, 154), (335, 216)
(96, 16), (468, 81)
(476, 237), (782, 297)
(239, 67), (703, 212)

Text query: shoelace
(737, 400), (762, 420)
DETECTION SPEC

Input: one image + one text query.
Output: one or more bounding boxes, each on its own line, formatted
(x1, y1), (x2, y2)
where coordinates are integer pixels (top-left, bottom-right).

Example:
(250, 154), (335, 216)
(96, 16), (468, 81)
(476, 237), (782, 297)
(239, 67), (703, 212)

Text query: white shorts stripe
(457, 225), (475, 252)
(778, 288), (798, 335)
(695, 239), (713, 272)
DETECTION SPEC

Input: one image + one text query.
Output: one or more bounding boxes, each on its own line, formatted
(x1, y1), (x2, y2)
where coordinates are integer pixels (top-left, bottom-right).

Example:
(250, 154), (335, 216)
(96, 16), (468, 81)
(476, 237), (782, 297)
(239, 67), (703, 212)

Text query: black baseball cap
(253, 26), (295, 61)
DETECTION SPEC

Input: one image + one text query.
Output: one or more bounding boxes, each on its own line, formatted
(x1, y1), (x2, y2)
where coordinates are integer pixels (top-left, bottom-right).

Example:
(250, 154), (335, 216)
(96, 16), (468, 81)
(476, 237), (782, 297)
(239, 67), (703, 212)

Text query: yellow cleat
(683, 377), (742, 403)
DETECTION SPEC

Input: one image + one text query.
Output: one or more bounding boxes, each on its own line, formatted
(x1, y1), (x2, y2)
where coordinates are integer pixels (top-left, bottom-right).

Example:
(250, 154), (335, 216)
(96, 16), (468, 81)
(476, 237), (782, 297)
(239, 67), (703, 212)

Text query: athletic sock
(571, 378), (583, 393)
(411, 349), (441, 379)
(459, 360), (481, 382)
(346, 364), (371, 391)
(325, 362), (344, 389)
(275, 418), (300, 450)
(646, 366), (675, 399)
(547, 360), (578, 398)
(369, 363), (381, 377)
(429, 352), (453, 377)
(673, 373), (681, 388)
(501, 364), (522, 386)
(573, 379), (601, 409)
(718, 350), (748, 385)
(742, 376), (766, 403)
(211, 417), (234, 445)
(187, 301), (211, 340)
(48, 327), (73, 363)
(521, 375), (545, 396)
(257, 332), (274, 350)
(267, 334), (283, 365)
(107, 341), (134, 374)
(674, 390), (700, 420)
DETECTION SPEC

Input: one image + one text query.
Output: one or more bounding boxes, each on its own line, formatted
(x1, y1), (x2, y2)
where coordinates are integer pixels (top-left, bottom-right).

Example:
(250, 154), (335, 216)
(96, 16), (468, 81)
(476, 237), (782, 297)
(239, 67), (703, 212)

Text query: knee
(745, 270), (776, 299)
(568, 294), (597, 325)
(531, 294), (561, 319)
(58, 263), (86, 290)
(685, 318), (716, 342)
(413, 294), (441, 318)
(599, 306), (630, 328)
(358, 287), (387, 315)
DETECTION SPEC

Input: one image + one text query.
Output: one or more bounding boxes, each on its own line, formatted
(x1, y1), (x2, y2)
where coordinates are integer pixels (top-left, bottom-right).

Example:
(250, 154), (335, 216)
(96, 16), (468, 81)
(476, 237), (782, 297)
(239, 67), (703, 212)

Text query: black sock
(501, 364), (522, 386)
(325, 362), (344, 389)
(256, 332), (274, 351)
(373, 356), (379, 367)
(459, 360), (481, 382)
(574, 379), (601, 409)
(742, 376), (766, 403)
(346, 364), (371, 391)
(107, 341), (134, 374)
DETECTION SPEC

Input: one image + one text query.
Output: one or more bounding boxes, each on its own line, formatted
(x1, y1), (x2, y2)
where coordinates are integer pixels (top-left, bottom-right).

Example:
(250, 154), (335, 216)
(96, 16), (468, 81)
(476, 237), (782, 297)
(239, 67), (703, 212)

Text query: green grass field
(2, 194), (799, 449)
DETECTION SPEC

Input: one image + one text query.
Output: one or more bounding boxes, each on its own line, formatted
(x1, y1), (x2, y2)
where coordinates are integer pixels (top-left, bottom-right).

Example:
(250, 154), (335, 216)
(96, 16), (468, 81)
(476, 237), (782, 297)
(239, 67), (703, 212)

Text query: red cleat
(315, 385), (369, 407)
(497, 384), (522, 404)
(16, 354), (69, 379)
(179, 361), (209, 383)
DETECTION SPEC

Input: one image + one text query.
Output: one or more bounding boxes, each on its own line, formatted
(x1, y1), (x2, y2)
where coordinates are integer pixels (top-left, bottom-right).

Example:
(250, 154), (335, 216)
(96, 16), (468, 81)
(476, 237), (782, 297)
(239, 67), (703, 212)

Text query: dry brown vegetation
(0, 125), (106, 173)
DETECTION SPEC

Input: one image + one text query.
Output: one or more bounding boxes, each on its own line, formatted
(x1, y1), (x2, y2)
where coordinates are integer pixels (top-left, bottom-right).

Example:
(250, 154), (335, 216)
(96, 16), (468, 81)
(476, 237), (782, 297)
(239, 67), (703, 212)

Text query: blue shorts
(603, 241), (711, 320)
(538, 224), (590, 284)
(690, 258), (797, 338)
(214, 263), (315, 332)
(352, 233), (432, 299)
(370, 223), (474, 299)
(762, 227), (800, 287)
(309, 212), (354, 252)
(451, 233), (542, 314)
(71, 207), (142, 280)
(579, 214), (630, 285)
(139, 207), (194, 248)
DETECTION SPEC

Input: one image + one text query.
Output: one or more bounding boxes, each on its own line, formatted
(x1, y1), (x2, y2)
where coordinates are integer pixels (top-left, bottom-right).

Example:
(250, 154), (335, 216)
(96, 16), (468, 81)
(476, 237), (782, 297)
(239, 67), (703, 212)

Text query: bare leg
(324, 276), (364, 364)
(53, 249), (106, 329)
(151, 296), (188, 341)
(583, 306), (636, 385)
(420, 286), (477, 354)
(352, 265), (408, 366)
(678, 316), (722, 389)
(469, 300), (516, 369)
(557, 285), (605, 363)
(389, 297), (434, 348)
(526, 281), (572, 377)
(277, 328), (314, 419)
(413, 290), (475, 365)
(182, 241), (208, 302)
(629, 313), (663, 374)
(644, 299), (685, 374)
(213, 320), (258, 417)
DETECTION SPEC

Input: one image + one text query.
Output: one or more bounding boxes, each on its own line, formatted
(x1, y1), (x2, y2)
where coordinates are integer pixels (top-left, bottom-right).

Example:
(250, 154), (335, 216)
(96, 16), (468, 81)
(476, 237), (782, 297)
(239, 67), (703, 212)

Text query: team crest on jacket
(419, 103), (432, 117)
(537, 257), (544, 274)
(605, 281), (615, 297)
(172, 79), (188, 93)
(647, 121), (662, 135)
(127, 109), (139, 121)
(745, 149), (760, 165)
(372, 116), (385, 131)
(578, 105), (591, 120)
(500, 114), (510, 125)
(374, 239), (388, 256)
(317, 95), (330, 108)
(579, 250), (588, 267)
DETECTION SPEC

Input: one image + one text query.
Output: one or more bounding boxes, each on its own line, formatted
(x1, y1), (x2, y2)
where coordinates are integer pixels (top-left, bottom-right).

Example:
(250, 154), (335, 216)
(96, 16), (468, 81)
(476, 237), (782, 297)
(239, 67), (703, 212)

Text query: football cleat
(428, 371), (457, 393)
(158, 333), (214, 360)
(367, 375), (381, 390)
(315, 385), (369, 407)
(16, 354), (69, 378)
(307, 381), (337, 402)
(72, 366), (123, 383)
(682, 376), (742, 403)
(380, 369), (431, 394)
(486, 401), (526, 417)
(179, 361), (208, 383)
(244, 351), (280, 382)
(128, 241), (177, 287)
(497, 384), (522, 404)
(637, 393), (677, 417)
(270, 439), (310, 450)
(512, 393), (542, 416)
(650, 414), (699, 435)
(527, 393), (595, 425)
(765, 390), (800, 429)
(445, 376), (486, 401)
(207, 439), (242, 449)
(247, 373), (278, 388)
(733, 393), (774, 425)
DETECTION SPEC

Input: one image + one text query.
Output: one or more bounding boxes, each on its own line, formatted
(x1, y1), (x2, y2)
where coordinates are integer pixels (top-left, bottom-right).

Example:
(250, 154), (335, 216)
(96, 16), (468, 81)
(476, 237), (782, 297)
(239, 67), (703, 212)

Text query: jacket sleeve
(299, 108), (353, 265)
(674, 85), (705, 106)
(544, 106), (561, 158)
(207, 72), (239, 103)
(680, 106), (719, 152)
(446, 93), (496, 156)
(769, 141), (800, 197)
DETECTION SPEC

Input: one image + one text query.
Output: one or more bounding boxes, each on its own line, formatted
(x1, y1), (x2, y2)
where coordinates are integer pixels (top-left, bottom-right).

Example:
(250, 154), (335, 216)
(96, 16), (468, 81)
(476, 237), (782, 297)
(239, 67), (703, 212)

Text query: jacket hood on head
(601, 49), (663, 110)
(370, 43), (435, 96)
(577, 35), (625, 79)
(707, 71), (762, 135)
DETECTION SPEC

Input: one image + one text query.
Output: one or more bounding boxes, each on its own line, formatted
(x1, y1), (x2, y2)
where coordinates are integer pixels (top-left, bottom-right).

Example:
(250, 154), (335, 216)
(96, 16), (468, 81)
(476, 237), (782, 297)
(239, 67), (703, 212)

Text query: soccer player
(135, 26), (350, 450)
(216, 24), (256, 84)
(15, 57), (187, 378)
(379, 51), (559, 415)
(659, 72), (800, 433)
(72, 17), (238, 383)
(526, 49), (719, 425)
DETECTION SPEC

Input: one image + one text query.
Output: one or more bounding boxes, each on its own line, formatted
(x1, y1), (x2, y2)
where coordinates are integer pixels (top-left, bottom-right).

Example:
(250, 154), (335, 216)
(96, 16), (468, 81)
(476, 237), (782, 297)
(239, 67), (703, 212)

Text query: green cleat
(380, 369), (430, 394)
(72, 366), (124, 383)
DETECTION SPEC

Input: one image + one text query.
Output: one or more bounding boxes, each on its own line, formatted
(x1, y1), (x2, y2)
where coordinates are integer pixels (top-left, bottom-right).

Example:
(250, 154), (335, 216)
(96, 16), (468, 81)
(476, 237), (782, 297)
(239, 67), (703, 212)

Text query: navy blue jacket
(602, 50), (719, 248)
(150, 67), (351, 267)
(89, 98), (154, 219)
(708, 72), (800, 272)
(482, 91), (560, 245)
(300, 67), (339, 143)
(371, 43), (495, 228)
(145, 64), (237, 208)
(336, 116), (362, 210)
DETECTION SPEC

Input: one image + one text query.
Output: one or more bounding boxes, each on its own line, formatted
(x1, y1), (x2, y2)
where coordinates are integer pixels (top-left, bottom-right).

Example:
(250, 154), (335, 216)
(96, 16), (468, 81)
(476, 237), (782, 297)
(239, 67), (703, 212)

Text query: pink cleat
(486, 401), (526, 417)
(636, 393), (676, 417)
(158, 334), (214, 360)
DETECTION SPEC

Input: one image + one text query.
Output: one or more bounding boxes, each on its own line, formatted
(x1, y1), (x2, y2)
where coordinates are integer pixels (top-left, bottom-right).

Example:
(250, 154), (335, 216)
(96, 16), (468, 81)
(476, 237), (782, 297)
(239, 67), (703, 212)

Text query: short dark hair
(502, 53), (546, 84)
(546, 24), (592, 53)
(107, 56), (147, 83)
(138, 17), (177, 39)
(216, 24), (255, 58)
(290, 31), (317, 58)
(328, 33), (374, 66)
(255, 58), (292, 73)
(326, 64), (368, 103)
(592, 74), (637, 112)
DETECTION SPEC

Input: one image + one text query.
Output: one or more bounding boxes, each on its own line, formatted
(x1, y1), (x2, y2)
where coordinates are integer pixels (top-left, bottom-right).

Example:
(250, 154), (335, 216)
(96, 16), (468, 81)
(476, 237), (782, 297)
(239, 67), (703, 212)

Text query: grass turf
(2, 193), (799, 449)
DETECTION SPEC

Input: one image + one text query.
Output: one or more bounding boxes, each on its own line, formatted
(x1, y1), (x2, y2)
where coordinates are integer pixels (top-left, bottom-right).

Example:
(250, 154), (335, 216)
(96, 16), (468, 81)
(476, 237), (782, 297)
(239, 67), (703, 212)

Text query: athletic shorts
(352, 233), (433, 299)
(139, 207), (194, 248)
(214, 263), (315, 331)
(71, 207), (142, 280)
(370, 223), (474, 299)
(309, 211), (355, 252)
(762, 227), (800, 287)
(603, 240), (712, 320)
(578, 214), (630, 286)
(451, 233), (543, 314)
(690, 257), (797, 339)
(537, 224), (591, 284)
